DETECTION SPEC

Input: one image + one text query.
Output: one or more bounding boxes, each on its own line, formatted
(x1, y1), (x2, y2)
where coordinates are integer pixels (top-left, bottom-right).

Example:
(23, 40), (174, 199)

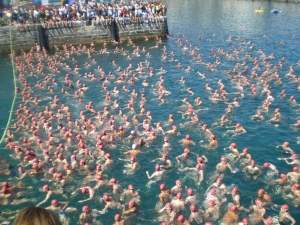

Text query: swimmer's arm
(146, 171), (152, 179)
(227, 164), (233, 172)
(118, 158), (130, 162)
(254, 169), (262, 179)
(204, 185), (213, 195)
(71, 188), (80, 195)
(151, 158), (160, 162)
(61, 202), (69, 211)
(158, 206), (166, 213)
(36, 192), (51, 206)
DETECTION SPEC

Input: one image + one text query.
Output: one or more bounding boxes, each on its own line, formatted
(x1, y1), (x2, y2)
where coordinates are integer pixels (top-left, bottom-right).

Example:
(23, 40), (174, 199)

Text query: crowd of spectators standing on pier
(0, 0), (167, 29)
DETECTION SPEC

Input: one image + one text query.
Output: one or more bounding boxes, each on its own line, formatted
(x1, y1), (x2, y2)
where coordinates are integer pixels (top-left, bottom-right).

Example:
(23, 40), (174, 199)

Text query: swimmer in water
(151, 154), (172, 169)
(179, 163), (204, 185)
(243, 160), (262, 180)
(278, 204), (296, 225)
(146, 164), (165, 180)
(276, 142), (294, 155)
(278, 153), (300, 166)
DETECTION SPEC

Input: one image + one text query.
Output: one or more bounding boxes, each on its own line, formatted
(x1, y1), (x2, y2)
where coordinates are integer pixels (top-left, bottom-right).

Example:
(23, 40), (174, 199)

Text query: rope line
(0, 26), (17, 144)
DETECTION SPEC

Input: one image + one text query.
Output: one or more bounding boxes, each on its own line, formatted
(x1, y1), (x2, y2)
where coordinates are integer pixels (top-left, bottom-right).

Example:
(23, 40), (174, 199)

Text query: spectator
(13, 205), (62, 225)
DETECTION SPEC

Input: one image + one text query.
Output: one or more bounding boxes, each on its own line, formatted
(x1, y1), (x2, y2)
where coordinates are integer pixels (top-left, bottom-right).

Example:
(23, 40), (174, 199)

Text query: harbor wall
(0, 17), (169, 54)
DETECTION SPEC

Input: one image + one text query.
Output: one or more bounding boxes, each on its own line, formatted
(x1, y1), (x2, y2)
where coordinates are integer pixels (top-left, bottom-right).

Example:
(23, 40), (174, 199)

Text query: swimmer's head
(155, 164), (161, 171)
(43, 184), (49, 191)
(279, 172), (286, 179)
(82, 205), (89, 212)
(176, 193), (182, 199)
(210, 134), (216, 140)
(293, 166), (299, 172)
(208, 200), (215, 206)
(230, 143), (236, 148)
(292, 154), (298, 159)
(263, 162), (270, 168)
(230, 205), (237, 212)
(82, 187), (89, 194)
(220, 156), (226, 162)
(282, 204), (289, 211)
(114, 214), (121, 221)
(177, 215), (185, 223)
(190, 204), (197, 212)
(258, 189), (264, 195)
(176, 180), (182, 186)
(216, 178), (222, 185)
(184, 148), (190, 154)
(103, 194), (109, 202)
(242, 218), (249, 224)
(283, 142), (289, 147)
(210, 189), (216, 195)
(232, 187), (238, 193)
(51, 199), (59, 206)
(243, 148), (248, 153)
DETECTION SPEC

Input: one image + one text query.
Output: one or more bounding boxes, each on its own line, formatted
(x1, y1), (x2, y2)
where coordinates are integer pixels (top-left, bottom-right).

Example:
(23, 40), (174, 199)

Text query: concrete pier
(0, 17), (168, 54)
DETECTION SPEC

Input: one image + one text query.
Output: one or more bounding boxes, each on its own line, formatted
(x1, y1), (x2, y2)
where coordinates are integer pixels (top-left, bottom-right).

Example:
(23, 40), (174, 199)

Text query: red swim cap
(160, 184), (166, 190)
(177, 215), (185, 222)
(190, 204), (197, 212)
(282, 204), (289, 210)
(210, 189), (216, 195)
(232, 187), (238, 193)
(230, 205), (237, 211)
(208, 200), (215, 206)
(258, 189), (264, 195)
(155, 164), (161, 171)
(184, 148), (190, 154)
(176, 193), (182, 199)
(82, 205), (89, 212)
(51, 199), (58, 206)
(242, 218), (249, 224)
(103, 194), (109, 201)
(114, 214), (121, 221)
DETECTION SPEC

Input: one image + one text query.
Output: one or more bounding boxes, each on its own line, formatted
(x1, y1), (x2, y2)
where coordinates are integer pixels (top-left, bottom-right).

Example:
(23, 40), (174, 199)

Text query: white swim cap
(132, 144), (136, 150)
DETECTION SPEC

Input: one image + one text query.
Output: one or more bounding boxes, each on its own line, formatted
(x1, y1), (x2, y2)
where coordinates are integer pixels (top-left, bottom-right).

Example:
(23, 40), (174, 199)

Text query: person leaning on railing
(13, 205), (62, 225)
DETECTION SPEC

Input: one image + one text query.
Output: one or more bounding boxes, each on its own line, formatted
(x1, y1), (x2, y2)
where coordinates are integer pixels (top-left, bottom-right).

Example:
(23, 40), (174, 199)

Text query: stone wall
(0, 17), (168, 54)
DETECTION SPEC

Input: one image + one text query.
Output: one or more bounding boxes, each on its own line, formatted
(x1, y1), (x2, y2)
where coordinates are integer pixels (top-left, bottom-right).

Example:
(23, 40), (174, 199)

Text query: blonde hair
(13, 206), (62, 225)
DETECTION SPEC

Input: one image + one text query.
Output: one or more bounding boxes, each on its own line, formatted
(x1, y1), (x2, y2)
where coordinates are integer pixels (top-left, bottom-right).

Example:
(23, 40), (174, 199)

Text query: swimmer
(278, 204), (296, 225)
(170, 193), (185, 213)
(71, 186), (95, 203)
(224, 142), (239, 156)
(146, 164), (165, 180)
(221, 205), (239, 225)
(263, 162), (279, 176)
(278, 154), (300, 165)
(287, 166), (300, 183)
(257, 189), (272, 207)
(151, 154), (172, 169)
(98, 194), (122, 214)
(113, 214), (125, 225)
(159, 183), (171, 203)
(243, 160), (262, 180)
(276, 142), (295, 155)
(251, 110), (265, 121)
(119, 156), (140, 174)
(235, 148), (252, 164)
(175, 148), (198, 164)
(267, 173), (288, 190)
(178, 134), (196, 146)
(204, 200), (221, 221)
(179, 163), (204, 185)
(45, 199), (76, 214)
(244, 199), (266, 224)
(201, 134), (219, 150)
(120, 184), (140, 202)
(214, 156), (234, 178)
(158, 203), (177, 223)
(36, 184), (63, 207)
